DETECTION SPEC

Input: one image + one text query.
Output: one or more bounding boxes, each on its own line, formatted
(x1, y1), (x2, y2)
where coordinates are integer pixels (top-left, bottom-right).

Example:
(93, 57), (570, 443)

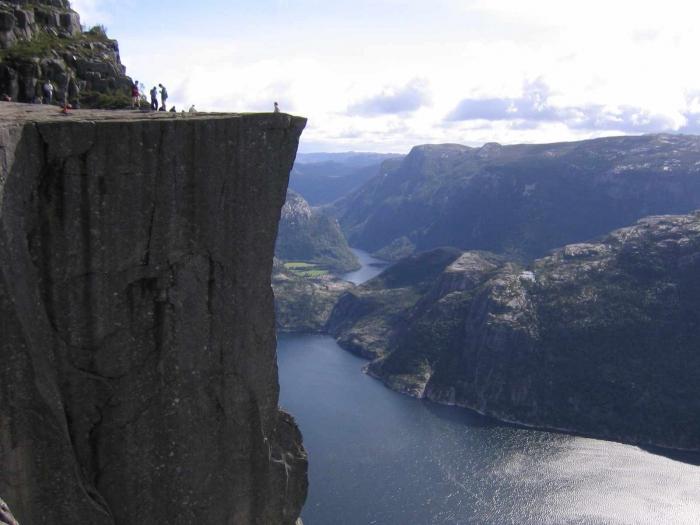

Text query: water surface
(341, 248), (388, 285)
(278, 334), (700, 525)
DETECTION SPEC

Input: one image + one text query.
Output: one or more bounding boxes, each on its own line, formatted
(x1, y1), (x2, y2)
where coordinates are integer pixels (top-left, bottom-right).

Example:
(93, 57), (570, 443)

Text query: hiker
(159, 83), (168, 110)
(131, 80), (140, 108)
(150, 86), (158, 110)
(273, 101), (280, 113)
(188, 104), (196, 113)
(43, 80), (54, 104)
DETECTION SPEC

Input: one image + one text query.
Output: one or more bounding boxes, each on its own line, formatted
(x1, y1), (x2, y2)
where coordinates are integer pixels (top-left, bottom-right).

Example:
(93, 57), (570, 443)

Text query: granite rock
(0, 104), (308, 523)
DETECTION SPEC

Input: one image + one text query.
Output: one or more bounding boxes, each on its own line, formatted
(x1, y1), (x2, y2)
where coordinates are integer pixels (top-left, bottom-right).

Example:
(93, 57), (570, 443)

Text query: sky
(71, 0), (700, 153)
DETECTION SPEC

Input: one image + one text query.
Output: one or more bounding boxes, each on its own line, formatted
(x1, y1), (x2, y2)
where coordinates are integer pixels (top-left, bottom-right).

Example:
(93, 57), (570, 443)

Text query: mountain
(326, 247), (465, 359)
(335, 135), (700, 261)
(275, 189), (359, 273)
(0, 0), (133, 107)
(273, 258), (353, 333)
(290, 152), (403, 205)
(327, 213), (700, 451)
(0, 104), (307, 523)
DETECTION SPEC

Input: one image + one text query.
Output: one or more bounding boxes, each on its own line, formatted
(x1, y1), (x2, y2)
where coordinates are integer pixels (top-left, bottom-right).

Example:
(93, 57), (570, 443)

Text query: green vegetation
(275, 190), (360, 273)
(283, 262), (329, 278)
(80, 89), (132, 109)
(0, 27), (113, 62)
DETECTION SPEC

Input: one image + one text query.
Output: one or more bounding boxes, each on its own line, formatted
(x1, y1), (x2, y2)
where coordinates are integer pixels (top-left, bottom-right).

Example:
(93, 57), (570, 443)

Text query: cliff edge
(0, 104), (308, 523)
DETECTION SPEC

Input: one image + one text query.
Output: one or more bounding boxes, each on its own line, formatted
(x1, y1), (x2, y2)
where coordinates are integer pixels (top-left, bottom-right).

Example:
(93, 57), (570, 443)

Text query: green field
(283, 262), (329, 278)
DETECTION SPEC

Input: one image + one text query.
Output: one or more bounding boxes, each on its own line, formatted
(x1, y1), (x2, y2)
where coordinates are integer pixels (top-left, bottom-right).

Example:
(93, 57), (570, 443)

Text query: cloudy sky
(72, 0), (700, 152)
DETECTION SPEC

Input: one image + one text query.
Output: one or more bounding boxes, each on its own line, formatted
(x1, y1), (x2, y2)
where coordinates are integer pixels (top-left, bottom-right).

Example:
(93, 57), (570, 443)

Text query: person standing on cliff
(131, 80), (140, 109)
(159, 83), (168, 111)
(43, 80), (54, 104)
(150, 86), (158, 111)
(274, 101), (280, 113)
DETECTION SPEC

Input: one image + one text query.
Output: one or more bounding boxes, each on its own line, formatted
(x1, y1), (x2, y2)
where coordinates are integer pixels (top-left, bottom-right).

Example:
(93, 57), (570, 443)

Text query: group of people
(131, 80), (169, 111)
(3, 76), (284, 115)
(130, 81), (199, 114)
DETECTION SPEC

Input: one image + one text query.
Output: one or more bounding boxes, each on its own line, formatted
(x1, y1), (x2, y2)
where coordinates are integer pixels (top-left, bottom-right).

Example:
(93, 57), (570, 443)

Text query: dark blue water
(278, 250), (700, 524)
(341, 248), (388, 285)
(278, 334), (700, 525)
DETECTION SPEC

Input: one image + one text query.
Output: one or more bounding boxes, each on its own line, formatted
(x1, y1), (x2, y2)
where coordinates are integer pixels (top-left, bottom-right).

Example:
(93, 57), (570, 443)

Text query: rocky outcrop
(335, 135), (700, 261)
(0, 0), (132, 106)
(0, 498), (19, 525)
(0, 104), (307, 523)
(275, 190), (359, 273)
(273, 266), (353, 333)
(331, 214), (700, 450)
(326, 247), (465, 359)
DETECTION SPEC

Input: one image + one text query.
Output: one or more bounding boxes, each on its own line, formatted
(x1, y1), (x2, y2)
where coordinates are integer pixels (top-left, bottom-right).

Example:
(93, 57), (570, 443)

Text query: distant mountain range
(334, 135), (700, 261)
(290, 152), (403, 205)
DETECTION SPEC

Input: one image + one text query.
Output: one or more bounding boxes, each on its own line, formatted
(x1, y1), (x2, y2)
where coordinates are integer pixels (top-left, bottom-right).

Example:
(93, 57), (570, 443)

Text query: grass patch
(283, 261), (329, 278)
(0, 24), (114, 62)
(79, 89), (132, 109)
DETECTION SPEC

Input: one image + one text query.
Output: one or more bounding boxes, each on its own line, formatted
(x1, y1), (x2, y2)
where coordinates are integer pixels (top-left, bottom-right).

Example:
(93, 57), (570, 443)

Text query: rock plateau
(0, 104), (308, 524)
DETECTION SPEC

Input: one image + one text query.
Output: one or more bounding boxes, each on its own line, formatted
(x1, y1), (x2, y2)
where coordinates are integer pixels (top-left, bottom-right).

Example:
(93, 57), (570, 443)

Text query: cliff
(335, 135), (700, 261)
(0, 104), (308, 523)
(0, 0), (133, 106)
(330, 214), (700, 450)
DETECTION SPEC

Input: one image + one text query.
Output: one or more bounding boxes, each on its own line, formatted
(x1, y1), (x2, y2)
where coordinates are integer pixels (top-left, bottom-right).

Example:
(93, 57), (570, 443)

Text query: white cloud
(80, 0), (700, 151)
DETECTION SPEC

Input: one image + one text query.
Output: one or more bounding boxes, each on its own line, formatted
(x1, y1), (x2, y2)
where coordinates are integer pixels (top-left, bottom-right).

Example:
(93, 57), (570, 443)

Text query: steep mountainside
(0, 104), (307, 524)
(275, 189), (359, 273)
(326, 247), (465, 359)
(290, 152), (403, 205)
(273, 262), (353, 333)
(329, 214), (700, 450)
(0, 0), (133, 107)
(336, 135), (700, 261)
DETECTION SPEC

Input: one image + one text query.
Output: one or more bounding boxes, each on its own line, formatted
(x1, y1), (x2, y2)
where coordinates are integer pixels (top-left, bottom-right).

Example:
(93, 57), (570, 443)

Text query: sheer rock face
(0, 104), (308, 524)
(332, 214), (700, 450)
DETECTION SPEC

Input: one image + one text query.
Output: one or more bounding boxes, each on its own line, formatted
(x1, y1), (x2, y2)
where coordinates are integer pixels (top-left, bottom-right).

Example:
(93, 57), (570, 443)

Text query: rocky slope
(273, 261), (353, 333)
(0, 0), (133, 106)
(335, 135), (700, 261)
(330, 214), (700, 450)
(0, 104), (307, 523)
(0, 498), (19, 525)
(326, 247), (465, 359)
(275, 189), (359, 273)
